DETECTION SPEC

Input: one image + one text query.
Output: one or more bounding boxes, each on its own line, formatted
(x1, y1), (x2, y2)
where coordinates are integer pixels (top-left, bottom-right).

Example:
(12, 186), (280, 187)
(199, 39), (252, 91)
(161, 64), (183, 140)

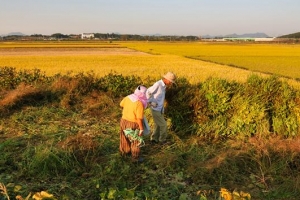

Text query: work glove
(150, 102), (158, 108)
(138, 130), (143, 136)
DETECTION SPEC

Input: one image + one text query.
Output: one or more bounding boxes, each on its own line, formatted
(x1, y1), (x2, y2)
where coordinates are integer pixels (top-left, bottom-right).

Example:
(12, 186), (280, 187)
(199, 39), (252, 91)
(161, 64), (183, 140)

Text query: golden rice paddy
(1, 41), (300, 88)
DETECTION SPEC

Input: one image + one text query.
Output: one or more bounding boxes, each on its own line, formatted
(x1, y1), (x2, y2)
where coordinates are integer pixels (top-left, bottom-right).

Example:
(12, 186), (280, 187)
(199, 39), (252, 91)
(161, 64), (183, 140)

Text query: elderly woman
(119, 85), (148, 162)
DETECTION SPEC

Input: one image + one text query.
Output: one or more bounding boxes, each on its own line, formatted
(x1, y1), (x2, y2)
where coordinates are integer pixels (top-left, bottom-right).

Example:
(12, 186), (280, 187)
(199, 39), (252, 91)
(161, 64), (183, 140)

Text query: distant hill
(277, 32), (300, 38)
(225, 32), (269, 38)
(4, 32), (26, 36)
(202, 32), (270, 39)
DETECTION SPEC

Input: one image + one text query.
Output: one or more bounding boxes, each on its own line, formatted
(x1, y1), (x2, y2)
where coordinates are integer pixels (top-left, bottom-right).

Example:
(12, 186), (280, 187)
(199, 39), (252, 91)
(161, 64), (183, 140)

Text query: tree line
(0, 33), (200, 41)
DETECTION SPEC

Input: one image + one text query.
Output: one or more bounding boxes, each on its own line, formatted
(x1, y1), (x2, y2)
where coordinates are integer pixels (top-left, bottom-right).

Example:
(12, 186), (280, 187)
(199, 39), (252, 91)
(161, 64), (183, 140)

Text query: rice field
(122, 42), (300, 79)
(1, 41), (300, 87)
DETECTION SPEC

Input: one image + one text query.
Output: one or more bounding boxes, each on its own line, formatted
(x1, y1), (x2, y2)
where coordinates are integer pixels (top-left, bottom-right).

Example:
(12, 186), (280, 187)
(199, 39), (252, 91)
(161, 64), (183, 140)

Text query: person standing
(146, 72), (176, 144)
(119, 85), (148, 162)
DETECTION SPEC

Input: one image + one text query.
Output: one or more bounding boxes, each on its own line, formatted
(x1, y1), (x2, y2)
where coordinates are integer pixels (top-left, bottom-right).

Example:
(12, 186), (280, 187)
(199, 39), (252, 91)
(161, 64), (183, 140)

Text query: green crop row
(163, 75), (300, 139)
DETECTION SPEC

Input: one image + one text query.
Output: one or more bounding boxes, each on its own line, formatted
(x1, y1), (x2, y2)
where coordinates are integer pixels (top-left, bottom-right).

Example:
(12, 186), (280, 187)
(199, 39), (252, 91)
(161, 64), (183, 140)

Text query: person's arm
(146, 82), (159, 106)
(136, 101), (144, 136)
(137, 118), (143, 136)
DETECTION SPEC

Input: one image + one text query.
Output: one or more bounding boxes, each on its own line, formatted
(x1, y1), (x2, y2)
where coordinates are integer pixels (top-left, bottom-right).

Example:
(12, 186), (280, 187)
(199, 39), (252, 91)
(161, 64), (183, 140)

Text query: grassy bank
(1, 67), (300, 199)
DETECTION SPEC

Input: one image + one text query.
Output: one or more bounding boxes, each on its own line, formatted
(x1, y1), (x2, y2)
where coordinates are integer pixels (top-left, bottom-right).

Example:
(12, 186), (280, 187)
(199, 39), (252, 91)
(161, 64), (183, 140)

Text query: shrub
(96, 72), (142, 98)
(0, 67), (49, 90)
(165, 77), (196, 135)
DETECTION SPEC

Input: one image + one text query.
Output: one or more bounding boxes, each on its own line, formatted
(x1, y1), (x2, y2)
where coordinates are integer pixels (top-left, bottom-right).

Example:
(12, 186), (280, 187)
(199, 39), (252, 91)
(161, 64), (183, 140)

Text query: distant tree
(3, 35), (22, 40)
(120, 34), (128, 41)
(186, 35), (199, 41)
(94, 33), (108, 39)
(51, 33), (69, 39)
(30, 34), (44, 37)
(278, 32), (300, 38)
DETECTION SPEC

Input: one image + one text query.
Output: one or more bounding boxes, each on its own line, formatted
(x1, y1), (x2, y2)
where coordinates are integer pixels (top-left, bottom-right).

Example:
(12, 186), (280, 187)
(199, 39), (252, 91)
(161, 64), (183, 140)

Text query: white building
(81, 33), (94, 39)
(254, 38), (275, 42)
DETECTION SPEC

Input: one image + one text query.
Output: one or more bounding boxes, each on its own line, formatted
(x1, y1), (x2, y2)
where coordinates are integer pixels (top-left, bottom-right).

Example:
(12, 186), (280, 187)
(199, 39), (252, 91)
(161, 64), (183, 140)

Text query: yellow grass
(121, 42), (300, 79)
(0, 50), (266, 84)
(1, 41), (300, 88)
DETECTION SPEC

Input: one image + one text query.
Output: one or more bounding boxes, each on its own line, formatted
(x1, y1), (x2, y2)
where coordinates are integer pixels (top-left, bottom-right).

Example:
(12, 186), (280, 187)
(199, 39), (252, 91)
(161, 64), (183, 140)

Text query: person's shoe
(138, 157), (144, 163)
(131, 157), (144, 163)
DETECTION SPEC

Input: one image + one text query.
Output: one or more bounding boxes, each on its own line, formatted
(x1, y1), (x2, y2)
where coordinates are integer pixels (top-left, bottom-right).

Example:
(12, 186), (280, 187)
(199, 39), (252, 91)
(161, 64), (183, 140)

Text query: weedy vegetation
(1, 41), (300, 199)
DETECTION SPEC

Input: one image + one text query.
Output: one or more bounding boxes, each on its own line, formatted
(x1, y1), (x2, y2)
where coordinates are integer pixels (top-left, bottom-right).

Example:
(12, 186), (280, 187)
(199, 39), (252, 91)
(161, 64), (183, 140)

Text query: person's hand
(150, 102), (158, 108)
(138, 130), (143, 136)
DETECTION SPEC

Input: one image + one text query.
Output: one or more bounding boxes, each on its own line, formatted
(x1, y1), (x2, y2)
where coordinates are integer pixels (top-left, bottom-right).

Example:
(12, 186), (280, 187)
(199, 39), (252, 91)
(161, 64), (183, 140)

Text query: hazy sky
(1, 0), (299, 37)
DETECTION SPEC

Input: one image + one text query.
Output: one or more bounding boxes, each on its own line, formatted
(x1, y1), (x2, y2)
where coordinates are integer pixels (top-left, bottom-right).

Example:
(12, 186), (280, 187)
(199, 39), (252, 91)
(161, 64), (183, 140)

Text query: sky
(1, 0), (300, 37)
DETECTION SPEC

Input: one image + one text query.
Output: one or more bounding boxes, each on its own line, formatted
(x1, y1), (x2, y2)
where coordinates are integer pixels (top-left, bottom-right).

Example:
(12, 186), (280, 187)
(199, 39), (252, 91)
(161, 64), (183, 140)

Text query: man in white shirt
(146, 72), (176, 144)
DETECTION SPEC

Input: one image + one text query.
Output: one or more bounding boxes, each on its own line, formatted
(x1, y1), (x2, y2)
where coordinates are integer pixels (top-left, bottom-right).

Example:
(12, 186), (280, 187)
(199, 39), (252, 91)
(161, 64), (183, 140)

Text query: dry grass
(247, 135), (300, 153)
(57, 132), (98, 152)
(185, 134), (300, 171)
(0, 183), (10, 200)
(81, 91), (116, 117)
(0, 83), (38, 108)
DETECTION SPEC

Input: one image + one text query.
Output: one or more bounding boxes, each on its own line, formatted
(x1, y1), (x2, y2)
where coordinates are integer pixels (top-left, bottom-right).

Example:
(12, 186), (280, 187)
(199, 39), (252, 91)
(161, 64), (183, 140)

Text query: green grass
(1, 68), (300, 199)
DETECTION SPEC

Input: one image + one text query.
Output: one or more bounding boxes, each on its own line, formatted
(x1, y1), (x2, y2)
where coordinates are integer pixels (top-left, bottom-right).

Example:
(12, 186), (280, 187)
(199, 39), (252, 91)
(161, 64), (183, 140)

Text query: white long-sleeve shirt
(146, 79), (166, 113)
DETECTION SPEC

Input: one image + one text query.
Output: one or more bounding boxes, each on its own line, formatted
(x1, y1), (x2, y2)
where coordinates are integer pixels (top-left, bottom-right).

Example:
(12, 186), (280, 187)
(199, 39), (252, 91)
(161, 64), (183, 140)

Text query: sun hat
(163, 72), (176, 83)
